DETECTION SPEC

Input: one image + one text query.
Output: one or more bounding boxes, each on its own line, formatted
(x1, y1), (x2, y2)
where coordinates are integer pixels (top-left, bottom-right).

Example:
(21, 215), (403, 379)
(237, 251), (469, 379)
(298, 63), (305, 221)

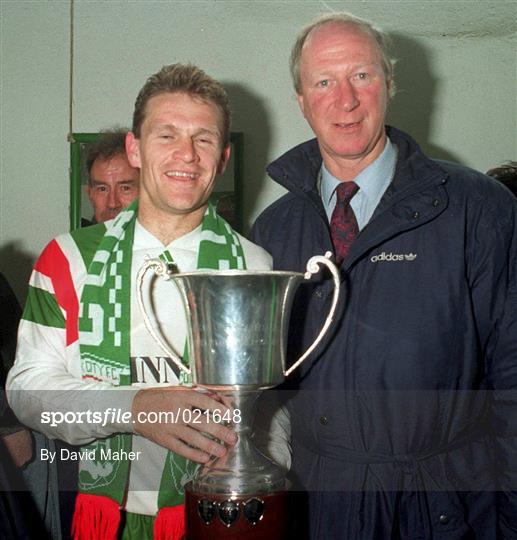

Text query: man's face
(87, 154), (139, 222)
(297, 23), (390, 176)
(126, 92), (230, 220)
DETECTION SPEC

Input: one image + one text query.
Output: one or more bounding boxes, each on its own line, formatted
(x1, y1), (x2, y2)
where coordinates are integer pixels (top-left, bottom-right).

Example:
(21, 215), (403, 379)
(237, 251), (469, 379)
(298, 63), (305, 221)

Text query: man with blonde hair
(252, 12), (517, 539)
(8, 63), (279, 540)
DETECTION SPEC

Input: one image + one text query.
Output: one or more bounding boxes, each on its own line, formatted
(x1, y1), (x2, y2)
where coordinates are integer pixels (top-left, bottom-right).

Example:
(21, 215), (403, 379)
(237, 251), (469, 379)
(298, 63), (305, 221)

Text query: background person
(487, 160), (517, 197)
(251, 12), (517, 539)
(0, 272), (47, 539)
(0, 272), (28, 467)
(82, 128), (140, 226)
(7, 63), (285, 540)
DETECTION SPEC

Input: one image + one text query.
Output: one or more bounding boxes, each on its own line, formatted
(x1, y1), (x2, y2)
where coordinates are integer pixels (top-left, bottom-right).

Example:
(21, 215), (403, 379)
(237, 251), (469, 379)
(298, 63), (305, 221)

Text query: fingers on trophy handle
(284, 252), (341, 378)
(136, 258), (192, 376)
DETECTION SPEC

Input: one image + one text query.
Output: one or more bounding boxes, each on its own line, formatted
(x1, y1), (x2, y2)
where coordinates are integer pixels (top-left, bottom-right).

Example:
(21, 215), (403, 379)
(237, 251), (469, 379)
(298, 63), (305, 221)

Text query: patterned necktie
(330, 181), (359, 264)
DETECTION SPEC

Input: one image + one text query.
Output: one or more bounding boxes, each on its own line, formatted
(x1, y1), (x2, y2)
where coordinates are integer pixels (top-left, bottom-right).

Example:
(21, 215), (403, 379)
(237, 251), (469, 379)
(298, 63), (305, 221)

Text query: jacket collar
(266, 126), (445, 192)
(266, 138), (322, 194)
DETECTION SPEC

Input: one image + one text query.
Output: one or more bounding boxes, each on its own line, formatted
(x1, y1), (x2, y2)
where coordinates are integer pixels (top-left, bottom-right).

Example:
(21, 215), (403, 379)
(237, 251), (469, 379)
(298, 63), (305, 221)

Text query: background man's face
(87, 154), (139, 222)
(127, 92), (230, 218)
(297, 23), (390, 175)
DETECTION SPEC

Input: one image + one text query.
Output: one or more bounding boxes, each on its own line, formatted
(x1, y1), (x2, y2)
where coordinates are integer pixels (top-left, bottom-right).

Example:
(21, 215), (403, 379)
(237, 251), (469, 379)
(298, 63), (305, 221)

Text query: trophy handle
(136, 258), (191, 376)
(284, 252), (340, 377)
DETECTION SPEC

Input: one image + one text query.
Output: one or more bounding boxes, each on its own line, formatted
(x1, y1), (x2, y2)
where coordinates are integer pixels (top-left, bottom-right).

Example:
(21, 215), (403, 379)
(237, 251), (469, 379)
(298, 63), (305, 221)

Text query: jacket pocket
(422, 491), (475, 539)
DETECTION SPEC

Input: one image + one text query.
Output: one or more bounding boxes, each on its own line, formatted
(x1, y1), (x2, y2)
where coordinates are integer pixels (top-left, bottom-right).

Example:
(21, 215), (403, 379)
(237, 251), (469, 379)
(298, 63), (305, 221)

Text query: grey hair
(86, 128), (129, 180)
(290, 12), (396, 97)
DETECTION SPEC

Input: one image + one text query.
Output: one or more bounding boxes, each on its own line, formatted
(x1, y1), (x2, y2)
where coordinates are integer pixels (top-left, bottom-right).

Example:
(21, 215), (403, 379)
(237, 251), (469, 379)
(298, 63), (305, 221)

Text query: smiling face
(126, 92), (230, 235)
(87, 154), (139, 223)
(297, 22), (390, 179)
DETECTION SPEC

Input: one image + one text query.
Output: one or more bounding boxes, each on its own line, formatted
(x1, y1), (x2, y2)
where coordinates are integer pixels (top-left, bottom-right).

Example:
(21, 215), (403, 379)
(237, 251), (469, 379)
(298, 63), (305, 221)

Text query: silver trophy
(136, 253), (340, 536)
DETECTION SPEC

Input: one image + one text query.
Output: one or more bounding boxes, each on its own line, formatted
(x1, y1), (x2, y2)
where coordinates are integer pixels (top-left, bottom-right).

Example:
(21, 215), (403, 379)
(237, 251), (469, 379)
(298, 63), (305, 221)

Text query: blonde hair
(132, 63), (230, 144)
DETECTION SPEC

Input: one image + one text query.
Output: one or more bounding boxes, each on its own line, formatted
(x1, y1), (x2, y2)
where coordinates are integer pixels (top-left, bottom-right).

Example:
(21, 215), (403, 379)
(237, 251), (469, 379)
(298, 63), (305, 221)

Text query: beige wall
(1, 0), (515, 299)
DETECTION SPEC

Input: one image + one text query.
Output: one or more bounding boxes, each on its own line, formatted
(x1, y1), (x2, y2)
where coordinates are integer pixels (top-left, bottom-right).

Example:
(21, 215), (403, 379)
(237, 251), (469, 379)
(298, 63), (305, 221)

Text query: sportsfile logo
(370, 251), (418, 263)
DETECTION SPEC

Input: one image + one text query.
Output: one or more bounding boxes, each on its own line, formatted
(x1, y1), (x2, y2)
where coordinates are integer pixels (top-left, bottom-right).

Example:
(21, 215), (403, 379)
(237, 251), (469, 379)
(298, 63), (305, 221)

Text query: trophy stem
(227, 388), (258, 438)
(193, 388), (285, 495)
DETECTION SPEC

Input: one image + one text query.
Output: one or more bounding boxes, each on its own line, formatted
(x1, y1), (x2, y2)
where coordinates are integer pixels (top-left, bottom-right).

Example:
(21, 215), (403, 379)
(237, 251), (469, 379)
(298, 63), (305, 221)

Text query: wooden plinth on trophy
(184, 482), (287, 539)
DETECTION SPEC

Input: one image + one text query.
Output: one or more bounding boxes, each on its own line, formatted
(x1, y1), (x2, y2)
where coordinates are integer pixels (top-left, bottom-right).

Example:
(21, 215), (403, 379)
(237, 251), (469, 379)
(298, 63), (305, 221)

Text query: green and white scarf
(72, 199), (246, 539)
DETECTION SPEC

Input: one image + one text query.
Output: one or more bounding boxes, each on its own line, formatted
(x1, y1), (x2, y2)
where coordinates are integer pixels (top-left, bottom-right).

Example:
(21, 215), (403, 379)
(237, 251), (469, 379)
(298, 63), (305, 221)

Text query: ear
(386, 77), (393, 98)
(85, 184), (93, 203)
(126, 132), (142, 168)
(216, 143), (232, 175)
(296, 93), (306, 118)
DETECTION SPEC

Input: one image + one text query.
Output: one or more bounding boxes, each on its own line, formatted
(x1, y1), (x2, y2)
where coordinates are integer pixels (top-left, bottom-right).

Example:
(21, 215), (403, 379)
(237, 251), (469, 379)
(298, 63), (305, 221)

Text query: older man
(83, 129), (140, 225)
(8, 64), (277, 540)
(251, 12), (517, 539)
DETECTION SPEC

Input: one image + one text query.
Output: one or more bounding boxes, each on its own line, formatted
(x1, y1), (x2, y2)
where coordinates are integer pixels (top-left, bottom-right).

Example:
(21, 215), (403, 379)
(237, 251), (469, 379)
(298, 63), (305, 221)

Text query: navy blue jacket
(251, 127), (517, 539)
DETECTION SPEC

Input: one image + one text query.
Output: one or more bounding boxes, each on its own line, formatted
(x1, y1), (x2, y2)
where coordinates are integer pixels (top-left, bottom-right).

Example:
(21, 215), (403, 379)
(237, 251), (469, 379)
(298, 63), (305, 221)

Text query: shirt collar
(321, 137), (396, 205)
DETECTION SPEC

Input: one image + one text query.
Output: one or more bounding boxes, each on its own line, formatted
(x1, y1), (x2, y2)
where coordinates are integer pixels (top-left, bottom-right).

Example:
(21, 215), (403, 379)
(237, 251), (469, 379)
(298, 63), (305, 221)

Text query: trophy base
(184, 482), (287, 539)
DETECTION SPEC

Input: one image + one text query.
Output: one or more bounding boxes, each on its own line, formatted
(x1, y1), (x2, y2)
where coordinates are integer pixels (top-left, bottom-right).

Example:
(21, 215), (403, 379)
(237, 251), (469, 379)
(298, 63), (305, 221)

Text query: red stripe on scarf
(71, 493), (120, 540)
(34, 239), (79, 345)
(154, 505), (185, 540)
(71, 495), (184, 539)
